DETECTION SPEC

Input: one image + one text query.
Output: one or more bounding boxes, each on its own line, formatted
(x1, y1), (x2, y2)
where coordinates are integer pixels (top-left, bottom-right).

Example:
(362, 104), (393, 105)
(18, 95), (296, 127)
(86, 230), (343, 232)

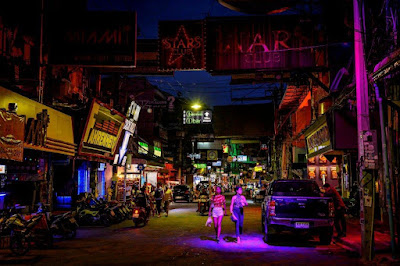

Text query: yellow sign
(306, 122), (331, 156)
(254, 166), (263, 172)
(80, 100), (125, 160)
(207, 150), (218, 161)
(0, 86), (75, 156)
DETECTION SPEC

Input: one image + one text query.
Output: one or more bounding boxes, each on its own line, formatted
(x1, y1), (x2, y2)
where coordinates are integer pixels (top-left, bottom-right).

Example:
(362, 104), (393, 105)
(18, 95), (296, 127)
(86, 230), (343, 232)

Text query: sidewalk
(334, 217), (399, 263)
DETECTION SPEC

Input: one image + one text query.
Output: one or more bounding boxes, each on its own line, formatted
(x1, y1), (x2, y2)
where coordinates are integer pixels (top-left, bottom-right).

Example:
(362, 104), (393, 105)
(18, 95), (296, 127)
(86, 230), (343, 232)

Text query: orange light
(134, 210), (139, 214)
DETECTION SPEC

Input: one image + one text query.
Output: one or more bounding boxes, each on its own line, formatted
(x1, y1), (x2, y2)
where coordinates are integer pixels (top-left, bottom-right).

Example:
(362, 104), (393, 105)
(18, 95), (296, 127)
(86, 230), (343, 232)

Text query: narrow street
(0, 195), (363, 265)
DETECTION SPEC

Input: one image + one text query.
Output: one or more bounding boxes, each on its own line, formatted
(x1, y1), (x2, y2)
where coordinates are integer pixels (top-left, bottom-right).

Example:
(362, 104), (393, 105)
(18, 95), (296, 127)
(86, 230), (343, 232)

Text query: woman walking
(230, 186), (248, 243)
(208, 186), (226, 243)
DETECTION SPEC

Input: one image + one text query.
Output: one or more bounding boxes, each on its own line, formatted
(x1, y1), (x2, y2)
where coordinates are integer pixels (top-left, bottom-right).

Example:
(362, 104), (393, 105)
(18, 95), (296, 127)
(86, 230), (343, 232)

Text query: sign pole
(123, 161), (127, 203)
(354, 0), (374, 260)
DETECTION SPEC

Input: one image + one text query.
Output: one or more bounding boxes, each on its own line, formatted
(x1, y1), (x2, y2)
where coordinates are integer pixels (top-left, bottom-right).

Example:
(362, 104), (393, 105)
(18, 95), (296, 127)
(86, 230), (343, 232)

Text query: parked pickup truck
(261, 180), (335, 244)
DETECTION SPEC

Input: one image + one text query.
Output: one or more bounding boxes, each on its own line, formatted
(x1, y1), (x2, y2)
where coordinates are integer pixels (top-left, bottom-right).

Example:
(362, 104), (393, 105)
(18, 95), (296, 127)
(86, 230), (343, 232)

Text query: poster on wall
(79, 100), (125, 160)
(308, 167), (316, 179)
(159, 20), (205, 71)
(0, 110), (25, 162)
(330, 166), (338, 179)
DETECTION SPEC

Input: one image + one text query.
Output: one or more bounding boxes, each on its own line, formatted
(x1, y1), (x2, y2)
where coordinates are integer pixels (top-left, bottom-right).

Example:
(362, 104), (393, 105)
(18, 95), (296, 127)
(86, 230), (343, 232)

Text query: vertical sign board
(159, 20), (205, 71)
(49, 12), (137, 67)
(0, 110), (25, 162)
(79, 100), (125, 160)
(206, 16), (325, 72)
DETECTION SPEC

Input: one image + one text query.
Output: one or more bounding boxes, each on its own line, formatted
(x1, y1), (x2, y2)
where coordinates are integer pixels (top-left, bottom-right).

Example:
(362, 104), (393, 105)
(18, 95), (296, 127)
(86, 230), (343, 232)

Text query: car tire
(319, 226), (333, 245)
(263, 224), (275, 244)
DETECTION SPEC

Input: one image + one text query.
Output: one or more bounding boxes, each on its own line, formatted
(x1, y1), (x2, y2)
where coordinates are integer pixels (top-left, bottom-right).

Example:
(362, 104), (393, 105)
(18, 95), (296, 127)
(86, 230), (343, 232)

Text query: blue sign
(137, 164), (145, 171)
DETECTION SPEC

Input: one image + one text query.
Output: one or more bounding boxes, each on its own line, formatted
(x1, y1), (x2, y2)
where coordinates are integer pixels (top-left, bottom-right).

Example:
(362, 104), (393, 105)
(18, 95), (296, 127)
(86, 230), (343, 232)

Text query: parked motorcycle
(77, 203), (111, 227)
(50, 211), (78, 239)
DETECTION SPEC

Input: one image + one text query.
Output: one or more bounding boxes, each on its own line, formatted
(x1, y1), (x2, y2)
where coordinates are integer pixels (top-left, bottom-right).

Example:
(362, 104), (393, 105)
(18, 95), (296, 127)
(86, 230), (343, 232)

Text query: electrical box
(362, 130), (378, 170)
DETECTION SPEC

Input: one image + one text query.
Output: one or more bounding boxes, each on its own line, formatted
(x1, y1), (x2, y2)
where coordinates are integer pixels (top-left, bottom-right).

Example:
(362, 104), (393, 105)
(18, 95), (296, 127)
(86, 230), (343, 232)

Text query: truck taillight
(329, 202), (335, 217)
(269, 200), (276, 216)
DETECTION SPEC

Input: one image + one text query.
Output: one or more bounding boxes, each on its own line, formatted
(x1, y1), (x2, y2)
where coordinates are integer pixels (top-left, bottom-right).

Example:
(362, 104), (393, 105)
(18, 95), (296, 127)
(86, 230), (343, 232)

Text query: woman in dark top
(230, 186), (248, 243)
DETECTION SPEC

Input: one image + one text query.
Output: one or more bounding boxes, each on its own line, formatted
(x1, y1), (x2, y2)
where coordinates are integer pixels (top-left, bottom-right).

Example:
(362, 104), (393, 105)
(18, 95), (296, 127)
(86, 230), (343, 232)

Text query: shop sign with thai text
(79, 100), (125, 160)
(0, 110), (25, 162)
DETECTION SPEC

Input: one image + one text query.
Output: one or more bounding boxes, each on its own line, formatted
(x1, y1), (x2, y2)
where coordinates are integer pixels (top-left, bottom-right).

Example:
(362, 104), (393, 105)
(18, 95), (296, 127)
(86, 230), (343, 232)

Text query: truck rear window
(270, 182), (321, 196)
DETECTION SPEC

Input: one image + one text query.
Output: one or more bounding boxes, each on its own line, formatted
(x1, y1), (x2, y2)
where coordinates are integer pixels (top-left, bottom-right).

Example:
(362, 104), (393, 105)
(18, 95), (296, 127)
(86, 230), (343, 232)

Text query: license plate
(295, 222), (309, 229)
(69, 218), (76, 223)
(132, 214), (139, 218)
(110, 210), (115, 216)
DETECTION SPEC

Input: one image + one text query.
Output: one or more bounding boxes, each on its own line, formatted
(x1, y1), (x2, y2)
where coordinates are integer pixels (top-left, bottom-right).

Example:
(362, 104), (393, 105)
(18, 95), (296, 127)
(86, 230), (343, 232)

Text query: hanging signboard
(206, 16), (325, 72)
(183, 110), (212, 125)
(49, 12), (137, 67)
(79, 100), (125, 160)
(138, 142), (149, 155)
(305, 121), (332, 159)
(0, 110), (25, 162)
(159, 20), (205, 71)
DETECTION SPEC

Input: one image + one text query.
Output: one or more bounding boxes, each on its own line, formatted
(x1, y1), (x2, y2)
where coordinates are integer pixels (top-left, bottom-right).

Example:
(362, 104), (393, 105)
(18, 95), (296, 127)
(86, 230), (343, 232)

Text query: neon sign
(159, 21), (205, 70)
(183, 110), (212, 125)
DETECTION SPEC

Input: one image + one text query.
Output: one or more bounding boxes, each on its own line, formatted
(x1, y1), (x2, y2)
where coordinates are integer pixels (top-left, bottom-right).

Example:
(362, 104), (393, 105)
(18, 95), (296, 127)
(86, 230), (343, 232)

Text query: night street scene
(1, 0), (400, 265)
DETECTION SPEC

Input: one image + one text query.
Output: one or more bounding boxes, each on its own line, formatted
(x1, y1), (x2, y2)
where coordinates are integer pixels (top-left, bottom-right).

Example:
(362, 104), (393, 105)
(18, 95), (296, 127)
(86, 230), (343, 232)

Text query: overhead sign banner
(0, 110), (25, 162)
(0, 87), (75, 156)
(79, 100), (125, 160)
(159, 20), (205, 71)
(49, 11), (137, 67)
(183, 110), (212, 125)
(206, 16), (325, 72)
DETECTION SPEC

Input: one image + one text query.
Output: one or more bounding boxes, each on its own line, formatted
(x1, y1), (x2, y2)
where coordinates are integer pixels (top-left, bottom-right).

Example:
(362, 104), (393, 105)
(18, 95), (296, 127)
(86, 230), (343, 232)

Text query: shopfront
(304, 109), (357, 197)
(0, 86), (75, 210)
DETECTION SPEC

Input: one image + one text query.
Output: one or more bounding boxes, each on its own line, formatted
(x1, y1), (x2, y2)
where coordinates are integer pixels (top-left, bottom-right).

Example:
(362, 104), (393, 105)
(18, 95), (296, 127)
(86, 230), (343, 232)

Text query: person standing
(163, 185), (173, 217)
(323, 183), (347, 238)
(154, 183), (164, 218)
(208, 186), (226, 243)
(230, 186), (248, 243)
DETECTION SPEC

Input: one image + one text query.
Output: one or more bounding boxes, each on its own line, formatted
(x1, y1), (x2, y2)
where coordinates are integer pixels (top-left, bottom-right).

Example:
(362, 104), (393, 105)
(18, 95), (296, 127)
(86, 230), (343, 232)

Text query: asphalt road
(0, 195), (366, 265)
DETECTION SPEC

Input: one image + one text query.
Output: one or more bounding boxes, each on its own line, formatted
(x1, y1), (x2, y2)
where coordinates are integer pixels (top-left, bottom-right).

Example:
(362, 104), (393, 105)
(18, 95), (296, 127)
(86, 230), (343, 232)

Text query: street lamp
(191, 103), (202, 110)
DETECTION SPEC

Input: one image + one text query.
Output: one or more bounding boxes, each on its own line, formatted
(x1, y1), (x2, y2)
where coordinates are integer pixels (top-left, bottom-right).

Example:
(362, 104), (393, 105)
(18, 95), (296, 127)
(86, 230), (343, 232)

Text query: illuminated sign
(193, 163), (207, 169)
(159, 21), (205, 71)
(212, 161), (222, 167)
(207, 150), (218, 161)
(222, 145), (229, 153)
(0, 110), (25, 162)
(305, 122), (331, 158)
(49, 12), (137, 67)
(79, 100), (125, 160)
(254, 166), (263, 172)
(154, 147), (162, 157)
(187, 153), (201, 159)
(237, 155), (248, 162)
(206, 17), (324, 72)
(183, 110), (212, 125)
(138, 142), (149, 155)
(0, 165), (6, 174)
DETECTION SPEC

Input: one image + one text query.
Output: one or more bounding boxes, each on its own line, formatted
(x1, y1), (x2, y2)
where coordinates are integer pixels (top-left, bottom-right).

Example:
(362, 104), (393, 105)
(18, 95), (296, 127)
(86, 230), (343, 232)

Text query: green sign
(154, 146), (161, 157)
(193, 163), (207, 169)
(138, 142), (149, 155)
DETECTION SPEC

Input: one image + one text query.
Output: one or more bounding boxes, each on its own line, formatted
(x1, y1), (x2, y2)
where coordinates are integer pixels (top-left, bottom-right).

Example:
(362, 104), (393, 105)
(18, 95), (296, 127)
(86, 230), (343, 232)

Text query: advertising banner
(206, 16), (325, 72)
(305, 122), (332, 158)
(0, 110), (25, 161)
(159, 20), (205, 71)
(0, 87), (75, 156)
(79, 100), (125, 160)
(49, 12), (137, 67)
(183, 110), (212, 125)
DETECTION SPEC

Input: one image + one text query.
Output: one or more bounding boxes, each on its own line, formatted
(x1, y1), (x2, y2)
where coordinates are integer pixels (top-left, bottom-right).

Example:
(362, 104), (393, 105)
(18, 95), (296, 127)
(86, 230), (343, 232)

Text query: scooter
(198, 195), (209, 216)
(50, 211), (78, 239)
(132, 206), (150, 227)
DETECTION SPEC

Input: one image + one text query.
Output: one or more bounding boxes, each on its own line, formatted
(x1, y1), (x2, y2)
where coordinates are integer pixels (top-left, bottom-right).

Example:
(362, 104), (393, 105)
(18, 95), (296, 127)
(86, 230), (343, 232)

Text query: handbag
(205, 216), (212, 227)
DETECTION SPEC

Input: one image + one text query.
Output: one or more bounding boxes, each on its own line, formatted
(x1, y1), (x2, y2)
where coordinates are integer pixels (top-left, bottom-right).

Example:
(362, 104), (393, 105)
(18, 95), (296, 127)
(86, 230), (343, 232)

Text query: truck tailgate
(272, 196), (331, 219)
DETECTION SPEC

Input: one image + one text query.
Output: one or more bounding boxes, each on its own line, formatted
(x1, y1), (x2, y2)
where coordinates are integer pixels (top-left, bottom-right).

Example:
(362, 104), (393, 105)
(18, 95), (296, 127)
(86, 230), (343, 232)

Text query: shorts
(212, 207), (224, 218)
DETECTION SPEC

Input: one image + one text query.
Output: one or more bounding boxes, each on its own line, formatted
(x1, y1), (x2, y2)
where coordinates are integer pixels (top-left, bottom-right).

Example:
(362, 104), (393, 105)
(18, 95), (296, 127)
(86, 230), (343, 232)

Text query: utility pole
(353, 0), (375, 260)
(38, 0), (44, 103)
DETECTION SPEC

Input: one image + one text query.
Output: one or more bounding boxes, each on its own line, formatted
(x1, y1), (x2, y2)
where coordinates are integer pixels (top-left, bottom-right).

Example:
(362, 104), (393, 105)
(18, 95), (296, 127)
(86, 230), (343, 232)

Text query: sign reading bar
(159, 20), (205, 71)
(79, 100), (125, 160)
(0, 110), (25, 162)
(306, 122), (332, 158)
(49, 12), (137, 67)
(206, 16), (325, 72)
(183, 110), (212, 125)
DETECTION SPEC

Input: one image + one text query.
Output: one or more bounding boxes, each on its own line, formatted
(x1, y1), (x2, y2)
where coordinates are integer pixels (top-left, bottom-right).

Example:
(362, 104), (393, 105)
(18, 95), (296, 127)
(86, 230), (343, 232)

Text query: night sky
(87, 0), (276, 108)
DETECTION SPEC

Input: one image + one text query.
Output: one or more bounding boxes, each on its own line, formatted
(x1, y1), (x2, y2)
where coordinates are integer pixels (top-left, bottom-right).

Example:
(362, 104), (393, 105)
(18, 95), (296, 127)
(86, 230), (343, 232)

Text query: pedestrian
(208, 186), (226, 243)
(163, 185), (173, 217)
(155, 183), (164, 218)
(323, 183), (347, 238)
(230, 186), (248, 243)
